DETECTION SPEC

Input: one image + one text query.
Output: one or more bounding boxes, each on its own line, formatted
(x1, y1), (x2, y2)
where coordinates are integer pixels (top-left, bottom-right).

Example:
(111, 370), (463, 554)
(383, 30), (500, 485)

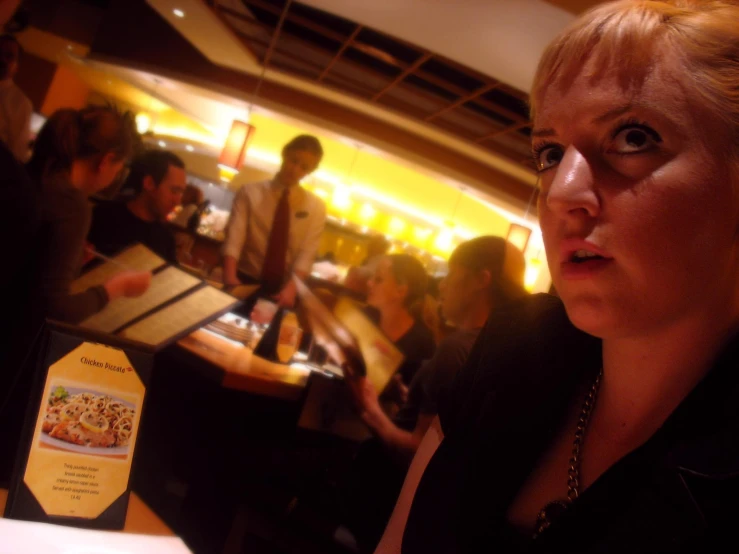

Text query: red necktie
(261, 187), (290, 293)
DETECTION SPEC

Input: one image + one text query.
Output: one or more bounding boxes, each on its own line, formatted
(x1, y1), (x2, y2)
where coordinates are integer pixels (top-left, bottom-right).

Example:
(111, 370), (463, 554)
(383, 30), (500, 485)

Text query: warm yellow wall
(40, 65), (91, 115)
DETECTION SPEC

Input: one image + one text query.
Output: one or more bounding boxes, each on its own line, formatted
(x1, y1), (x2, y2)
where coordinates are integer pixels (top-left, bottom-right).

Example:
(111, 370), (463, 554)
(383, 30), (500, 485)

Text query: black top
(363, 306), (436, 384)
(402, 294), (739, 554)
(394, 327), (480, 431)
(88, 200), (178, 264)
(393, 319), (436, 384)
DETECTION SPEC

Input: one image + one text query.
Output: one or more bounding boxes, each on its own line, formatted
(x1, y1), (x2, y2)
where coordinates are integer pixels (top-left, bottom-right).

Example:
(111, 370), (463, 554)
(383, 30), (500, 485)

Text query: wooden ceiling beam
(424, 82), (499, 121)
(475, 121), (531, 143)
(261, 0), (292, 68)
(371, 52), (432, 101)
(243, 0), (348, 44)
(318, 24), (363, 82)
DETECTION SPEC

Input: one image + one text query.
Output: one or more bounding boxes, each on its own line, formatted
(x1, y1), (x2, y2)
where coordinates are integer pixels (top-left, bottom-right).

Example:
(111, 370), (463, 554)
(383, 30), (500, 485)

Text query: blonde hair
(531, 1), (739, 145)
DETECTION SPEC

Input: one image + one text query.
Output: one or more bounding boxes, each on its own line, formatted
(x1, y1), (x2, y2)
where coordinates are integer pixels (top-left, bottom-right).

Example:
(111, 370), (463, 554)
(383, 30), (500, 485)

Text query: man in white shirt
(222, 135), (326, 307)
(0, 34), (31, 161)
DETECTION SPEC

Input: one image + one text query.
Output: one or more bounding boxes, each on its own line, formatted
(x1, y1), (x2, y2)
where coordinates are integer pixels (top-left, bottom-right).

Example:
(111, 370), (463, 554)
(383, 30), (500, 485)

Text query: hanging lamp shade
(506, 223), (532, 253)
(218, 120), (256, 172)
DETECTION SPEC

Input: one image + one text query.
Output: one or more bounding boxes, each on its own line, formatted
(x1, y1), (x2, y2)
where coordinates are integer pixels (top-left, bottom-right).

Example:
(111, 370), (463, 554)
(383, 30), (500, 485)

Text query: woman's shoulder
(439, 293), (600, 435)
(40, 176), (90, 221)
(408, 317), (436, 356)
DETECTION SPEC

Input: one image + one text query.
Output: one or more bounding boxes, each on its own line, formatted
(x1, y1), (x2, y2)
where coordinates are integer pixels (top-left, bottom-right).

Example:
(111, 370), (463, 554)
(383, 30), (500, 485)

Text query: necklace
(533, 368), (603, 539)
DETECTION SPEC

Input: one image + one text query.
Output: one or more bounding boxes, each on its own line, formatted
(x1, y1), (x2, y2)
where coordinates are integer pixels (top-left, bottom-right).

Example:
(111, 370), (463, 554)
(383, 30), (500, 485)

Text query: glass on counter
(276, 310), (303, 363)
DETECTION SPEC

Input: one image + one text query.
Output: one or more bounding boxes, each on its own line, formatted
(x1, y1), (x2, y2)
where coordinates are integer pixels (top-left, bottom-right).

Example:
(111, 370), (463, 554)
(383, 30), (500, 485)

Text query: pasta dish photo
(39, 385), (137, 456)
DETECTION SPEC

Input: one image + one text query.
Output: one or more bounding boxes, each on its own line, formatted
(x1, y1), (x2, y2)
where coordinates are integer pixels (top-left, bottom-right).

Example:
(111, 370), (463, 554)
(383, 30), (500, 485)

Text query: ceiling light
(158, 140), (167, 148)
(185, 145), (194, 152)
(173, 8), (185, 18)
(135, 113), (151, 134)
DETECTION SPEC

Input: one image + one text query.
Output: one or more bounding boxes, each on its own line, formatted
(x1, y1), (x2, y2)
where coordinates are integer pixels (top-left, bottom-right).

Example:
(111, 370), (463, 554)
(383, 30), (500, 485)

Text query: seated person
(340, 237), (527, 552)
(88, 149), (186, 263)
(365, 253), (436, 384)
(345, 234), (390, 295)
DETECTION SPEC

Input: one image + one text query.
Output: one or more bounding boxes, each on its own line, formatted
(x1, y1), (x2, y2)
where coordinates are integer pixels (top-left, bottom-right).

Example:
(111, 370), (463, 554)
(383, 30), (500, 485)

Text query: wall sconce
(507, 223), (532, 253)
(218, 120), (256, 172)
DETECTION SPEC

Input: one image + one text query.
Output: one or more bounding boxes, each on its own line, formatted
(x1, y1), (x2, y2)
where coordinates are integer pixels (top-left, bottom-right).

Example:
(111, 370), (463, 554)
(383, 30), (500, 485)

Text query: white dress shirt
(223, 179), (326, 279)
(0, 78), (31, 162)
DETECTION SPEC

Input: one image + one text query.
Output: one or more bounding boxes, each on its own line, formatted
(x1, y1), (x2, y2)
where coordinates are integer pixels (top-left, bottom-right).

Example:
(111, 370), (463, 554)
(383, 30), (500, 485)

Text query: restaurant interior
(0, 0), (604, 552)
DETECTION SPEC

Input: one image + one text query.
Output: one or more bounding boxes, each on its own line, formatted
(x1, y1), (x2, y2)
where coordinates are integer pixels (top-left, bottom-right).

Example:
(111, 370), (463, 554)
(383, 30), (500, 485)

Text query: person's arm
(363, 402), (435, 462)
(9, 96), (31, 162)
(348, 375), (433, 462)
(41, 197), (109, 323)
(375, 417), (444, 554)
(222, 187), (249, 285)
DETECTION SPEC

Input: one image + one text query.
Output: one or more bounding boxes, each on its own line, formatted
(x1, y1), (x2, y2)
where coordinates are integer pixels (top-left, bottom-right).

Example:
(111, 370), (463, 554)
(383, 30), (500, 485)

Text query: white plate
(39, 386), (136, 457)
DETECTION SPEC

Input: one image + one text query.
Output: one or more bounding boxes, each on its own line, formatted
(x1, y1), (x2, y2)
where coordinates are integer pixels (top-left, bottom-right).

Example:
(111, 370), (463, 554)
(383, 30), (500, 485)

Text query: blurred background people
(172, 183), (205, 231)
(345, 234), (391, 295)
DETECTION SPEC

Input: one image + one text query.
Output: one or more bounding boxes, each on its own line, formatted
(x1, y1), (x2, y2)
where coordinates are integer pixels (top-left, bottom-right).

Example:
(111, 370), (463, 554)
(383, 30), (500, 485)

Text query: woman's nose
(544, 146), (600, 220)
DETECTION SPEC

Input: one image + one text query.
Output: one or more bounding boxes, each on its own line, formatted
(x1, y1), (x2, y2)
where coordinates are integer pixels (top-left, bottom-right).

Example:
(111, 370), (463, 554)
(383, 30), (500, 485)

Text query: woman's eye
(610, 125), (662, 154)
(534, 145), (564, 172)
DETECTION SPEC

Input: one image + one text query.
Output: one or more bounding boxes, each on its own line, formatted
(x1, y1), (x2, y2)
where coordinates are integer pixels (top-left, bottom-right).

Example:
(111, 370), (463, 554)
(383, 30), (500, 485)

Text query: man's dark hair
(282, 134), (323, 159)
(123, 149), (185, 195)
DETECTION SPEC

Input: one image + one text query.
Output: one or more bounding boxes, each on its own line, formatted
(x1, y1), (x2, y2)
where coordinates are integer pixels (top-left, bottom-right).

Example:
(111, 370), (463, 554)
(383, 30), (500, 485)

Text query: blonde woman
(377, 1), (739, 552)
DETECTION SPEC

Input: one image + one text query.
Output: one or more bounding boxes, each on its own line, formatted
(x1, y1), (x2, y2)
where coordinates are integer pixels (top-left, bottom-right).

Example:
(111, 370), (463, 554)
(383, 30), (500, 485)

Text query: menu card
(294, 278), (404, 441)
(4, 324), (154, 530)
(80, 267), (201, 334)
(120, 286), (239, 349)
(71, 245), (165, 295)
(71, 244), (241, 351)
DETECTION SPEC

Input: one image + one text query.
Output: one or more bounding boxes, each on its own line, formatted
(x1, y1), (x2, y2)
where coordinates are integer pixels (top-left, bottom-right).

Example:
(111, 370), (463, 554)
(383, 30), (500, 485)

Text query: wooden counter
(0, 489), (173, 536)
(176, 329), (310, 401)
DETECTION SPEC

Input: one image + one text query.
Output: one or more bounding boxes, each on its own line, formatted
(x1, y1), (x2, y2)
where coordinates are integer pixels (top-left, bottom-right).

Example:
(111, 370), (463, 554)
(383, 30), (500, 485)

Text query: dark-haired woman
(26, 106), (151, 324)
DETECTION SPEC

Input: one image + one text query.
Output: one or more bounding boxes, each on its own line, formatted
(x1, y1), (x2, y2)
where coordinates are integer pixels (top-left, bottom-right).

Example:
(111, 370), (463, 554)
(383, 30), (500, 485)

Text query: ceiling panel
(212, 0), (539, 170)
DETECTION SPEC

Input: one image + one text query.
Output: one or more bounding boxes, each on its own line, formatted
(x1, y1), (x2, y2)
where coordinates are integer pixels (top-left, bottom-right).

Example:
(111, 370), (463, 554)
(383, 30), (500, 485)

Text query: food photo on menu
(39, 385), (137, 456)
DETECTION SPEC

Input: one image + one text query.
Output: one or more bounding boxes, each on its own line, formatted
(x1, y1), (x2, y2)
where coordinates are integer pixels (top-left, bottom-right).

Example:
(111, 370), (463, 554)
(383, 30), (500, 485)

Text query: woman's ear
(97, 152), (118, 173)
(476, 269), (492, 292)
(142, 175), (157, 193)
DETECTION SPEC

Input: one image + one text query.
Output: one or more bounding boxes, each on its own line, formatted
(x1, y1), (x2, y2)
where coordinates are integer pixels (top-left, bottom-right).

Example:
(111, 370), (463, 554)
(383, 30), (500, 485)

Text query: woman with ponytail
(27, 106), (151, 324)
(366, 253), (436, 385)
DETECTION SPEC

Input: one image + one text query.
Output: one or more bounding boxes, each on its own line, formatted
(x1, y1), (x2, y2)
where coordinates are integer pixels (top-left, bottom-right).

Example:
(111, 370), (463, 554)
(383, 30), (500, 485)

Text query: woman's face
(367, 258), (407, 311)
(535, 51), (739, 338)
